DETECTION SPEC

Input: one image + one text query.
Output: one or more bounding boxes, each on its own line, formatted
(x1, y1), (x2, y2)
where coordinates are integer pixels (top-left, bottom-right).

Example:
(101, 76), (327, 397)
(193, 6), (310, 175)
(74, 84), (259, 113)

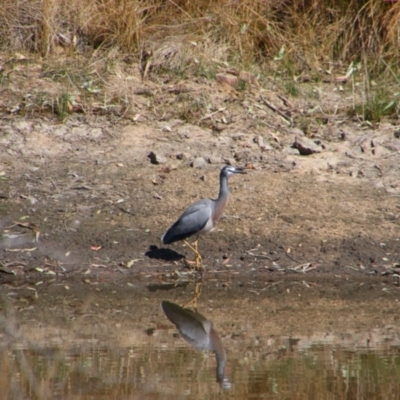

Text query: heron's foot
(194, 253), (203, 270)
(183, 240), (204, 271)
(182, 282), (203, 309)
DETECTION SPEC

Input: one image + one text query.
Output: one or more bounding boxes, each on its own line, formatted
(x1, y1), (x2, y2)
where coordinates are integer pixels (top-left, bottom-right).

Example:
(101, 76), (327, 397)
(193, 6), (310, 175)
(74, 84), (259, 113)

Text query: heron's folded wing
(162, 202), (212, 244)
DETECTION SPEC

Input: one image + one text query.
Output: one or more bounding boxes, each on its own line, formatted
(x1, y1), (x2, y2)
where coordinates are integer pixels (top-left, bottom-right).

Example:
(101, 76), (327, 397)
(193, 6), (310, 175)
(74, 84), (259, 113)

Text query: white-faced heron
(162, 165), (246, 269)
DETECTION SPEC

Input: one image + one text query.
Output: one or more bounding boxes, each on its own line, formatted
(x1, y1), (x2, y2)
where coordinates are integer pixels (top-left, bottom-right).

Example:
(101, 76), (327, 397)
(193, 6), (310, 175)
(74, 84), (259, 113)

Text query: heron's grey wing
(161, 301), (212, 351)
(162, 201), (212, 244)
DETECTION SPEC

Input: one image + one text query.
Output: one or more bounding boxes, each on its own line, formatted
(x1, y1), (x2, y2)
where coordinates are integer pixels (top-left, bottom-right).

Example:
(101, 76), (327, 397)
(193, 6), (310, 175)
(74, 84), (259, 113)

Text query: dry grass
(1, 0), (399, 72)
(0, 1), (399, 123)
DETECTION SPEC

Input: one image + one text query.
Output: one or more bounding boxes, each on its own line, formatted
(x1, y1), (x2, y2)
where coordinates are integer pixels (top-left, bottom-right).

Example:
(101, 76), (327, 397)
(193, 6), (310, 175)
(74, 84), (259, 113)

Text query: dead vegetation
(0, 0), (399, 123)
(1, 0), (400, 66)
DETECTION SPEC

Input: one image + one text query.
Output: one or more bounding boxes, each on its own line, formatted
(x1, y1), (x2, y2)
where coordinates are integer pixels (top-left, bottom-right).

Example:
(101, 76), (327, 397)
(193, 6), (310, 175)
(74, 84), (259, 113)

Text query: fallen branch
(199, 107), (226, 122)
(260, 95), (292, 126)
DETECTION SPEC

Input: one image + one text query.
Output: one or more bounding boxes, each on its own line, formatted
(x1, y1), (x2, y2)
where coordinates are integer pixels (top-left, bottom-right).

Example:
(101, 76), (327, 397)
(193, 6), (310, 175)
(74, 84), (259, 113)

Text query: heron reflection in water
(161, 301), (231, 389)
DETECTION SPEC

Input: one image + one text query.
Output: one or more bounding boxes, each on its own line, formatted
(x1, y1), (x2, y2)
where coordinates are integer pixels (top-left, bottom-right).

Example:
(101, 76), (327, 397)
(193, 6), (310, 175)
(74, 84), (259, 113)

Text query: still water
(3, 339), (400, 399)
(1, 301), (400, 400)
(1, 277), (400, 400)
(4, 342), (400, 399)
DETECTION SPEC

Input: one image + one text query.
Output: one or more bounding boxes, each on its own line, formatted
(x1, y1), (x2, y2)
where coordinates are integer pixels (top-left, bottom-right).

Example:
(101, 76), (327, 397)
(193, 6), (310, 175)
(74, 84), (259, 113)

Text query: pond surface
(3, 337), (400, 399)
(1, 292), (400, 400)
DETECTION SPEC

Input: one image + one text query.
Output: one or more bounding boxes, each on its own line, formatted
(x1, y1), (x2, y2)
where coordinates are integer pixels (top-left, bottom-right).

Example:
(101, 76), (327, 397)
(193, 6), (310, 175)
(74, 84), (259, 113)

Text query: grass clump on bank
(1, 1), (399, 72)
(0, 0), (399, 122)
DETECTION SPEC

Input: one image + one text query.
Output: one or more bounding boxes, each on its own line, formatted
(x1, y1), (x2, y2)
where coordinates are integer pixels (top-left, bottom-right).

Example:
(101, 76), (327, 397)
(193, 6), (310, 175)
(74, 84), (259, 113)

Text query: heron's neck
(218, 174), (229, 201)
(212, 174), (229, 221)
(215, 347), (227, 383)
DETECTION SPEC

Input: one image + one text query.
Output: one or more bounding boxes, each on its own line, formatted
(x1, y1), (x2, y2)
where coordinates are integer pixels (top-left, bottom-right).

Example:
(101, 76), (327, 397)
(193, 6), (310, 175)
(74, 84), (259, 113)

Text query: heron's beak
(234, 167), (247, 174)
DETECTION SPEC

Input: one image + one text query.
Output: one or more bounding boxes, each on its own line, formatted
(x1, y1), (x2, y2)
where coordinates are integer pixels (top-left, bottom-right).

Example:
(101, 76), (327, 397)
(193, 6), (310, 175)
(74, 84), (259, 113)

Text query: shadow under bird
(161, 301), (231, 389)
(161, 165), (246, 269)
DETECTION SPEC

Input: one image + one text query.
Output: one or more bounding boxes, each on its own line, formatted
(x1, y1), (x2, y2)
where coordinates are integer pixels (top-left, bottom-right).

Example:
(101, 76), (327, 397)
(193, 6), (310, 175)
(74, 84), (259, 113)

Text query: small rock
(148, 151), (168, 165)
(191, 157), (207, 169)
(371, 146), (391, 157)
(357, 136), (372, 153)
(253, 135), (262, 144)
(289, 128), (305, 137)
(384, 140), (400, 152)
(239, 70), (260, 87)
(53, 126), (68, 138)
(333, 142), (351, 153)
(89, 128), (103, 140)
(325, 155), (341, 169)
(232, 133), (245, 141)
(215, 73), (239, 88)
(176, 152), (191, 160)
(292, 136), (322, 155)
(207, 156), (221, 164)
(394, 130), (400, 139)
(254, 135), (273, 151)
(13, 120), (32, 134)
(282, 146), (300, 156)
(370, 135), (387, 148)
(224, 158), (236, 166)
(233, 152), (242, 161)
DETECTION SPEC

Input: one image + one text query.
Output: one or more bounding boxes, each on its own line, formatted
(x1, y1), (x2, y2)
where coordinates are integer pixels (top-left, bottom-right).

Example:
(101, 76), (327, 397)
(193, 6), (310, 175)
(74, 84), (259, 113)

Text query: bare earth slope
(0, 55), (399, 335)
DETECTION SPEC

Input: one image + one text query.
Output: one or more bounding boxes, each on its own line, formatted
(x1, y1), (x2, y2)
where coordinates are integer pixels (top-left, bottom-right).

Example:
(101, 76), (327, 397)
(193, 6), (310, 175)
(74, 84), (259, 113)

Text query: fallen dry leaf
(14, 221), (40, 241)
(245, 163), (256, 169)
(126, 259), (141, 268)
(90, 245), (102, 251)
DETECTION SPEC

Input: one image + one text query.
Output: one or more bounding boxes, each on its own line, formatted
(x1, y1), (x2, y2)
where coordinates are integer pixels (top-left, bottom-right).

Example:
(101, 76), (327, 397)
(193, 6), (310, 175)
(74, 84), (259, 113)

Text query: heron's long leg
(183, 239), (203, 269)
(183, 282), (203, 309)
(193, 239), (203, 269)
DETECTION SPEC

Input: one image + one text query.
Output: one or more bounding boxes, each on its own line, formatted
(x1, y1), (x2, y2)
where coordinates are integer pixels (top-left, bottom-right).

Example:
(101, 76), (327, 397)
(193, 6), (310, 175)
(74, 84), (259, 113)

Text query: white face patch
(225, 167), (236, 175)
